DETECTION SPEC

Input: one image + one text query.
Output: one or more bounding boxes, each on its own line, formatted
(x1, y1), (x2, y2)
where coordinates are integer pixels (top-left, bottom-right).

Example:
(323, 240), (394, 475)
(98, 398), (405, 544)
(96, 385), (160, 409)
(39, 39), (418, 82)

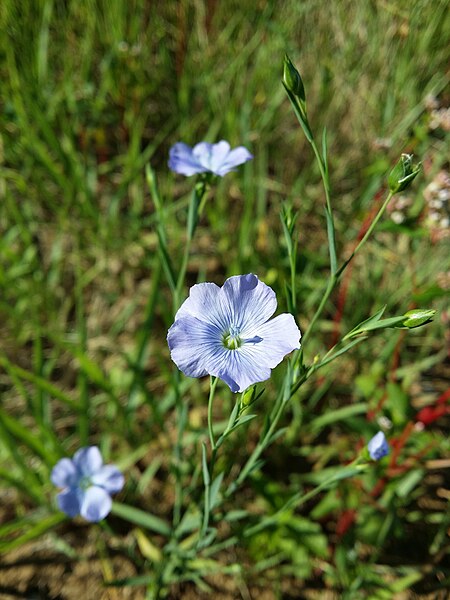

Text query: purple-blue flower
(168, 140), (253, 177)
(51, 446), (124, 522)
(167, 274), (301, 392)
(367, 431), (389, 460)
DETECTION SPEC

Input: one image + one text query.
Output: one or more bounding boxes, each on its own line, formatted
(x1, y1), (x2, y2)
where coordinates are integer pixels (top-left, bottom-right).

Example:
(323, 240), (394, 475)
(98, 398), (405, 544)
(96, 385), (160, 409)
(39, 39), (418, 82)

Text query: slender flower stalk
(241, 433), (388, 539)
(243, 461), (368, 538)
(173, 180), (208, 312)
(207, 376), (219, 450)
(167, 141), (252, 529)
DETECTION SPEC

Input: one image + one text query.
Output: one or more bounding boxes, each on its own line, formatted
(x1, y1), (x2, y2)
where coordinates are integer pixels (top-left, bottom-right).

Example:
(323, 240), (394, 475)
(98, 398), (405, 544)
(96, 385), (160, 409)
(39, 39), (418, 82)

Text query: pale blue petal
(206, 347), (272, 393)
(368, 432), (389, 460)
(80, 486), (112, 522)
(91, 465), (124, 494)
(220, 274), (277, 330)
(215, 146), (253, 176)
(209, 141), (231, 173)
(170, 140), (252, 177)
(57, 488), (82, 518)
(192, 142), (215, 170)
(73, 446), (103, 476)
(51, 458), (79, 488)
(175, 282), (229, 330)
(240, 314), (301, 366)
(169, 143), (208, 176)
(167, 315), (222, 378)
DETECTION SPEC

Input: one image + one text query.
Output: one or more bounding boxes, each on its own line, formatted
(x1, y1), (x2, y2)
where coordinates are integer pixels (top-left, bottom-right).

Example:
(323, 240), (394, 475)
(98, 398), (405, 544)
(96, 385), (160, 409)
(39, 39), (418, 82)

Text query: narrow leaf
(111, 502), (171, 536)
(309, 403), (369, 431)
(325, 207), (337, 274)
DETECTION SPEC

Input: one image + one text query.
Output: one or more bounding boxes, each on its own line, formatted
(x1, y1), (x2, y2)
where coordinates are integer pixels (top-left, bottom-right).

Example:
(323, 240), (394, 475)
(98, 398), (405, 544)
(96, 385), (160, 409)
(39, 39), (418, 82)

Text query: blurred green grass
(0, 0), (449, 597)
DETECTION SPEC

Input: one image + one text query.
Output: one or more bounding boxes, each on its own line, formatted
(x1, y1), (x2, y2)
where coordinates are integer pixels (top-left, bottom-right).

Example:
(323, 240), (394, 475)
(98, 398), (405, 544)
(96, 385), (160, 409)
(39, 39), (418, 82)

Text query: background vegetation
(0, 0), (449, 598)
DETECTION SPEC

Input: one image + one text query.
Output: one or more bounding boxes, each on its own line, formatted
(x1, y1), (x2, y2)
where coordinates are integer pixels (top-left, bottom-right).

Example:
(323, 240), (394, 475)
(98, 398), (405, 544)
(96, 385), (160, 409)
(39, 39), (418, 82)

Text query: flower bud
(388, 153), (421, 194)
(241, 385), (257, 407)
(283, 55), (305, 102)
(367, 431), (389, 461)
(402, 308), (436, 328)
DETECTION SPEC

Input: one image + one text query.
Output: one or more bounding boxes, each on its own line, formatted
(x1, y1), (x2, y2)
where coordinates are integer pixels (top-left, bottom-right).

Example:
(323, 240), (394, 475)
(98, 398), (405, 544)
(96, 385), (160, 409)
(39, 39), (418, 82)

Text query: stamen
(222, 326), (263, 350)
(223, 325), (242, 349)
(243, 336), (263, 344)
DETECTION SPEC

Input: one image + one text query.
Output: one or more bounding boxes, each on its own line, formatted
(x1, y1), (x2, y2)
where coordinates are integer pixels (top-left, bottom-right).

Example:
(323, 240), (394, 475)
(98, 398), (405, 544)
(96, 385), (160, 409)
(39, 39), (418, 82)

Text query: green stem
(173, 180), (208, 312)
(172, 369), (186, 528)
(301, 274), (337, 350)
(198, 376), (219, 547)
(310, 136), (331, 215)
(300, 189), (394, 362)
(207, 376), (219, 450)
(285, 89), (335, 272)
(174, 238), (192, 312)
(171, 180), (208, 526)
(226, 381), (288, 497)
(244, 461), (367, 538)
(199, 451), (211, 544)
(336, 191), (394, 277)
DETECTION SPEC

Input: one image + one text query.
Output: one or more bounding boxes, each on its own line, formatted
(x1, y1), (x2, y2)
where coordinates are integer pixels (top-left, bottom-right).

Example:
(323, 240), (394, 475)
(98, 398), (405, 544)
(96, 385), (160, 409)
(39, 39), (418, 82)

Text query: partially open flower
(388, 154), (421, 194)
(367, 431), (389, 460)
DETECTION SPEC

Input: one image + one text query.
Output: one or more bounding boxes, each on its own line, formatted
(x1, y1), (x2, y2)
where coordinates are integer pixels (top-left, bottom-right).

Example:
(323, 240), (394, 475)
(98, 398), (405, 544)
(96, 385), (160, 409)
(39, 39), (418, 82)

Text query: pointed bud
(402, 309), (436, 328)
(283, 55), (305, 102)
(388, 153), (421, 194)
(367, 431), (389, 461)
(241, 385), (257, 407)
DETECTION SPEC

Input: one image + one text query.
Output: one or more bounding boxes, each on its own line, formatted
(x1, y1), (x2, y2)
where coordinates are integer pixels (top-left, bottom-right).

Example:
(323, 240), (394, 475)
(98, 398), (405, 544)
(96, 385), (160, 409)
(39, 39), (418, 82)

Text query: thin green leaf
(322, 127), (328, 175)
(111, 502), (171, 537)
(209, 473), (224, 509)
(0, 513), (66, 554)
(343, 306), (386, 339)
(315, 337), (366, 370)
(309, 403), (369, 432)
(0, 406), (55, 465)
(0, 355), (79, 411)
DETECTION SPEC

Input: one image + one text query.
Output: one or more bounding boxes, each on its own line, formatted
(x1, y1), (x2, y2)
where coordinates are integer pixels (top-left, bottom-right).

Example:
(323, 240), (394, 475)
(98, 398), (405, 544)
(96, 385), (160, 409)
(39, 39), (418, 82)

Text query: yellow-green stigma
(222, 326), (242, 350)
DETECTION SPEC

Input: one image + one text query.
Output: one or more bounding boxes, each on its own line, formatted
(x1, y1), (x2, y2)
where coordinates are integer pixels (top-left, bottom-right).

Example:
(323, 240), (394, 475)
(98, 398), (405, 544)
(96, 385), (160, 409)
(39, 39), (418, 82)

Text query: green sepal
(400, 308), (436, 328)
(283, 54), (305, 101)
(388, 153), (421, 194)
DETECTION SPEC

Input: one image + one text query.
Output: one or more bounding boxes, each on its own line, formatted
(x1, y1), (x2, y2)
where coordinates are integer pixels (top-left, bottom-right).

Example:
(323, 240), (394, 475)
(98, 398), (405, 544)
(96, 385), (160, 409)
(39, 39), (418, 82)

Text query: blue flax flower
(367, 431), (389, 460)
(168, 140), (253, 177)
(167, 274), (301, 392)
(51, 446), (124, 522)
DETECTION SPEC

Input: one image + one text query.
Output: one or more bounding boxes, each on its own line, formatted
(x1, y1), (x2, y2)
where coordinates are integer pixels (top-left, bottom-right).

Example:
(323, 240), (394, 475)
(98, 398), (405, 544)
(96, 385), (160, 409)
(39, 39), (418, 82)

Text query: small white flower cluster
(425, 94), (450, 132)
(429, 108), (450, 132)
(423, 170), (450, 240)
(436, 271), (450, 291)
(387, 194), (413, 224)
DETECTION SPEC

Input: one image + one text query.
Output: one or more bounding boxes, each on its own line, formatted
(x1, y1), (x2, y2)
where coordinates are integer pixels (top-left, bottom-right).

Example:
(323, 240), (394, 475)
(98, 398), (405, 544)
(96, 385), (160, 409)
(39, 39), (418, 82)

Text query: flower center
(79, 475), (92, 491)
(223, 325), (242, 350)
(222, 325), (263, 350)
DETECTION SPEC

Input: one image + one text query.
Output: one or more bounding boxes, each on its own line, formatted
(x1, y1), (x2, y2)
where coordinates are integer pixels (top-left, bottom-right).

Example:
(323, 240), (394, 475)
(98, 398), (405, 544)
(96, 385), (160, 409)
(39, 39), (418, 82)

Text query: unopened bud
(388, 153), (421, 194)
(367, 431), (389, 461)
(241, 385), (257, 407)
(283, 55), (305, 102)
(402, 309), (436, 328)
